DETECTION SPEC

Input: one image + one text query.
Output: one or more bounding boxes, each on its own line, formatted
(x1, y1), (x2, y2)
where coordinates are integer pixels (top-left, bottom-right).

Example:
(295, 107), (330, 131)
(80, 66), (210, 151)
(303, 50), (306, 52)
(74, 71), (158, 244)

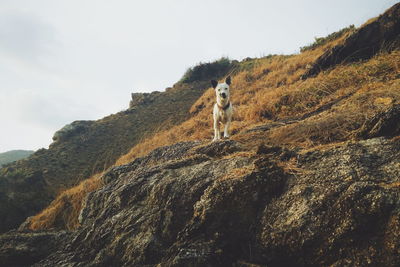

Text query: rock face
(303, 2), (400, 78)
(2, 137), (400, 266)
(262, 137), (400, 266)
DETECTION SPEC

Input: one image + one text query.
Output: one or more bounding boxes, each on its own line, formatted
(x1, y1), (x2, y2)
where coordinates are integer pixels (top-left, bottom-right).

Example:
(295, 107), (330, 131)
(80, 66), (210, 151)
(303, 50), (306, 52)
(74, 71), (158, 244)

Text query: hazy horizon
(0, 0), (398, 153)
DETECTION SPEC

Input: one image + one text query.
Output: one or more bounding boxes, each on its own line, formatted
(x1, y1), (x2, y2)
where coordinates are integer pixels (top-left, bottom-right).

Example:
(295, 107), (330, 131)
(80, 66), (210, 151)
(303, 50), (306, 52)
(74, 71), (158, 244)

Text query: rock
(0, 170), (50, 236)
(48, 140), (266, 266)
(303, 3), (400, 78)
(256, 143), (282, 155)
(52, 120), (94, 142)
(0, 231), (68, 267)
(1, 137), (399, 266)
(193, 140), (242, 157)
(356, 104), (400, 139)
(101, 141), (202, 185)
(260, 137), (400, 266)
(129, 92), (161, 108)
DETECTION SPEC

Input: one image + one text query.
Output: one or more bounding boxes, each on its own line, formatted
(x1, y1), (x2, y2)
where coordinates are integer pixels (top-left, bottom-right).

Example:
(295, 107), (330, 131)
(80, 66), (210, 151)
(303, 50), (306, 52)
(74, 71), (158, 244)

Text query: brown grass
(380, 182), (400, 189)
(219, 165), (255, 181)
(119, 50), (400, 159)
(277, 157), (305, 176)
(27, 173), (103, 230)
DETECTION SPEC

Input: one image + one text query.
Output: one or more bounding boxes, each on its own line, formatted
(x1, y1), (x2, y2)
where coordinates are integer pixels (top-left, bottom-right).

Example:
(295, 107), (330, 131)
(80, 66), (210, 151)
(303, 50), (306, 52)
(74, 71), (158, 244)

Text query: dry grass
(380, 182), (400, 189)
(277, 157), (305, 176)
(27, 173), (103, 230)
(119, 50), (400, 159)
(361, 16), (378, 27)
(219, 166), (255, 181)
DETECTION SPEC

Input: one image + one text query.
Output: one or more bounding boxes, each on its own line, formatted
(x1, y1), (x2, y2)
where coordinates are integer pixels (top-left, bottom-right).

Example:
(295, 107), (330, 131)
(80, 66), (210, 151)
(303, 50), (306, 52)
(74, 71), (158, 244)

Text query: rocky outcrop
(129, 92), (161, 109)
(303, 2), (400, 78)
(261, 137), (400, 266)
(1, 137), (400, 266)
(52, 120), (94, 143)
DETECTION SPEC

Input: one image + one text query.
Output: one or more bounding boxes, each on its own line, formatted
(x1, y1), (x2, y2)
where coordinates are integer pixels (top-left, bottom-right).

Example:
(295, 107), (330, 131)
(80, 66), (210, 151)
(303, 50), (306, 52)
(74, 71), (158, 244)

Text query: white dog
(211, 76), (233, 141)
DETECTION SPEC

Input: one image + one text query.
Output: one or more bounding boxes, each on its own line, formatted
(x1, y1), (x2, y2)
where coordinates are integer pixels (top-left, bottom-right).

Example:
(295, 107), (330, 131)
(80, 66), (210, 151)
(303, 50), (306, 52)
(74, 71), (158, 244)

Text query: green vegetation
(0, 150), (34, 167)
(180, 57), (238, 83)
(300, 25), (356, 52)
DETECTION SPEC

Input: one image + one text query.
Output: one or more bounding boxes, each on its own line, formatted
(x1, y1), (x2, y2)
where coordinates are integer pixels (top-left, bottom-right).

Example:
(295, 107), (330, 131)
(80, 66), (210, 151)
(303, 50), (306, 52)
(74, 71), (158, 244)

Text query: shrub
(180, 57), (237, 83)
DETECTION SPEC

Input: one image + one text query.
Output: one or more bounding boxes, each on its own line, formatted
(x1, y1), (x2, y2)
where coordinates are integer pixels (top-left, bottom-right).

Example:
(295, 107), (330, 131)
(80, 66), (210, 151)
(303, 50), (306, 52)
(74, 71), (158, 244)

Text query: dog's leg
(213, 105), (221, 141)
(224, 119), (231, 138)
(213, 116), (220, 141)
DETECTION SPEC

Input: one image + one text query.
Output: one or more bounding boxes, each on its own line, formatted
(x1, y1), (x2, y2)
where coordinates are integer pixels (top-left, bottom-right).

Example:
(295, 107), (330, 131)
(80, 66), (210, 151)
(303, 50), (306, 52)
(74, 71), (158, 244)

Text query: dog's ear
(211, 80), (218, 89)
(225, 76), (231, 85)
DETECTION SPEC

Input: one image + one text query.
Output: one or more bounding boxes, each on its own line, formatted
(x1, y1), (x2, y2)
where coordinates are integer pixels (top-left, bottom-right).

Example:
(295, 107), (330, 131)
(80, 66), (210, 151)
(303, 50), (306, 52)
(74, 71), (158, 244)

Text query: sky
(0, 0), (398, 153)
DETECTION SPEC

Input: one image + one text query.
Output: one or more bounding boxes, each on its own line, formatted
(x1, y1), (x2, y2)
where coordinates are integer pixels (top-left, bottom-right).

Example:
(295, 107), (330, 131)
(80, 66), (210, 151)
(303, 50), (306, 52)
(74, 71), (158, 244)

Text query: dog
(211, 76), (233, 141)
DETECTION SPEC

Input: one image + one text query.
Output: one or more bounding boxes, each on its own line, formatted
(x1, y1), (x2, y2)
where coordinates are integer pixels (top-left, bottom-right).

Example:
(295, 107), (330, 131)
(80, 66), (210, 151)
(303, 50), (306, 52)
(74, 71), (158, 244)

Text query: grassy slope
(119, 51), (399, 160)
(27, 7), (400, 231)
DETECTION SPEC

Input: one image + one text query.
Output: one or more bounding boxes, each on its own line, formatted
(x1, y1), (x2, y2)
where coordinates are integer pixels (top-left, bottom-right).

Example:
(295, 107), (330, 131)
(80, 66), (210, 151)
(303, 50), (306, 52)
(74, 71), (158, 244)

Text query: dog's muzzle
(221, 92), (227, 98)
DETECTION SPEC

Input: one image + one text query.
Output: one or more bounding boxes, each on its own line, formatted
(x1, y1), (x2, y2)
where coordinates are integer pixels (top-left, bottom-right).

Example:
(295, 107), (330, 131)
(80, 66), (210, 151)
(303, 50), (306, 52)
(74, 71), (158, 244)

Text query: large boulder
(260, 137), (400, 266)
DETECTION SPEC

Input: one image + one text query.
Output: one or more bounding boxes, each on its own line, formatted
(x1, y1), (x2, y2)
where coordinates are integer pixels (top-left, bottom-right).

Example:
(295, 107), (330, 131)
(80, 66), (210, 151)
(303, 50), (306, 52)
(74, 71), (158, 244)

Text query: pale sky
(0, 0), (398, 152)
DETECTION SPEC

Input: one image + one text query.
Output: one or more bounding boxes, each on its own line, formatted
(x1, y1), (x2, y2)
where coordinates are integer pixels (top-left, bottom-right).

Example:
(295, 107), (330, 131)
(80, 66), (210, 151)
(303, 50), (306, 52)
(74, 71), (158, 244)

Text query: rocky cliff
(1, 135), (400, 266)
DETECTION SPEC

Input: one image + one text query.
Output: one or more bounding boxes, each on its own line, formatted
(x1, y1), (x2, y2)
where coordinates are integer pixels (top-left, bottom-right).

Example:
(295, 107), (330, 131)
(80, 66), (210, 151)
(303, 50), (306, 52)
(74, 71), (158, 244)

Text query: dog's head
(211, 76), (231, 103)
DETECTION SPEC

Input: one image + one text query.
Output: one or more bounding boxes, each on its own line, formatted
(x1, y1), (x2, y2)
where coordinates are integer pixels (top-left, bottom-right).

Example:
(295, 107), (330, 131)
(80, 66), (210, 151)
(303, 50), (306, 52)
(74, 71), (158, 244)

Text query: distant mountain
(0, 150), (34, 167)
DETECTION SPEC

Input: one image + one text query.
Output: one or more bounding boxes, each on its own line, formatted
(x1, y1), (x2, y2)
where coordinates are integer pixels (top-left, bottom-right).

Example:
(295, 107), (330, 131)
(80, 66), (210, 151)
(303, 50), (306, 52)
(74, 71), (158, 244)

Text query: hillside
(0, 150), (34, 167)
(0, 61), (236, 233)
(1, 2), (400, 266)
